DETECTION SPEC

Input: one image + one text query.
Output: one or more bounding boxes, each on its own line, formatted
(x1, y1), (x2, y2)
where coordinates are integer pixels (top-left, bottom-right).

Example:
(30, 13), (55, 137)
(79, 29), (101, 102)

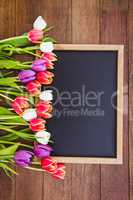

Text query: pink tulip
(28, 29), (43, 43)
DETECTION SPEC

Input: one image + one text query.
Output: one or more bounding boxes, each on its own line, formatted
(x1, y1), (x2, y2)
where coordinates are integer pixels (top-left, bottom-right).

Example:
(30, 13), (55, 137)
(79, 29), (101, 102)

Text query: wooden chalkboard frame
(52, 44), (124, 164)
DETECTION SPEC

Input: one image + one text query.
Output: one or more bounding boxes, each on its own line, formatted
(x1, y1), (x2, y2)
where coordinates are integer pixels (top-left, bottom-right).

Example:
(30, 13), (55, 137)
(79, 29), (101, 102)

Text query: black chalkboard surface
(47, 44), (124, 164)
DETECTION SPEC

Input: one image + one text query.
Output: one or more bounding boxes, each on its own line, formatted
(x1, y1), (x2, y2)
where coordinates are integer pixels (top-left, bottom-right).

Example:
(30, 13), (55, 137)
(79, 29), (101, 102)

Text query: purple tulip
(14, 150), (34, 167)
(32, 59), (47, 72)
(34, 143), (53, 158)
(18, 70), (36, 84)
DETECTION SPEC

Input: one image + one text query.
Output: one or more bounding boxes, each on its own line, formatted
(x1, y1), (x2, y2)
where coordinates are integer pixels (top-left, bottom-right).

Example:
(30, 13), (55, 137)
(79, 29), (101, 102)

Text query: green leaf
(0, 60), (28, 69)
(0, 125), (34, 140)
(0, 163), (18, 175)
(0, 77), (18, 87)
(0, 115), (20, 119)
(0, 133), (19, 141)
(0, 90), (22, 96)
(44, 26), (54, 33)
(0, 107), (14, 115)
(0, 108), (27, 124)
(3, 168), (12, 178)
(0, 143), (19, 156)
(0, 144), (5, 149)
(43, 37), (56, 43)
(0, 35), (31, 47)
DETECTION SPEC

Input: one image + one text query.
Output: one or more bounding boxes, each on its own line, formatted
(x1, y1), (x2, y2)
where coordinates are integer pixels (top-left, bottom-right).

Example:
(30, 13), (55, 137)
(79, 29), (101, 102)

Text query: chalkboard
(48, 44), (124, 164)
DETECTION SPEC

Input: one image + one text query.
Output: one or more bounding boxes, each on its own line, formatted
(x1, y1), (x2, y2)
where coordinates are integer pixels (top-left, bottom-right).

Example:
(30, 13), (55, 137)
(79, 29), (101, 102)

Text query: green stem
(0, 155), (14, 158)
(25, 166), (45, 172)
(0, 90), (22, 96)
(0, 35), (28, 44)
(0, 93), (13, 101)
(23, 50), (41, 58)
(32, 161), (40, 165)
(18, 64), (30, 69)
(0, 140), (33, 149)
(0, 122), (27, 126)
(49, 140), (54, 143)
(22, 61), (33, 65)
(23, 46), (39, 51)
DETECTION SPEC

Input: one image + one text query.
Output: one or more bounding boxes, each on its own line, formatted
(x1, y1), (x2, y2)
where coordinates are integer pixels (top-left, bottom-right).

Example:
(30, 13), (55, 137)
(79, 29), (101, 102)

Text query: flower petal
(40, 42), (54, 53)
(33, 16), (47, 31)
(39, 90), (53, 101)
(22, 108), (37, 121)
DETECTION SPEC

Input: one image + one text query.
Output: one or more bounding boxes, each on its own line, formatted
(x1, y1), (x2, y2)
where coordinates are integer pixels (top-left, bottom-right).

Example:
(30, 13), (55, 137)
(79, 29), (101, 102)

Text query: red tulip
(28, 29), (43, 43)
(42, 52), (57, 62)
(41, 157), (57, 173)
(29, 118), (46, 132)
(12, 96), (29, 116)
(41, 52), (56, 69)
(36, 71), (54, 85)
(36, 101), (52, 119)
(26, 80), (41, 95)
(53, 163), (66, 180)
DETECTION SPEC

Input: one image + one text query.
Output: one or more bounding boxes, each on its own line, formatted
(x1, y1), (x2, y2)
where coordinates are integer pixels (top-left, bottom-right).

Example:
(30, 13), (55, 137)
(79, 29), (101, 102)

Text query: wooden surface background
(0, 0), (131, 199)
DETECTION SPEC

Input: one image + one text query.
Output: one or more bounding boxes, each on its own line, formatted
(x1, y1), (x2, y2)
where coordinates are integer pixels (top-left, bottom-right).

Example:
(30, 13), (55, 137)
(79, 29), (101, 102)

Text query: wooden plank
(72, 0), (100, 44)
(15, 1), (44, 200)
(16, 167), (43, 200)
(54, 43), (124, 50)
(100, 1), (129, 200)
(0, 0), (16, 39)
(71, 1), (101, 200)
(0, 1), (16, 200)
(128, 0), (133, 199)
(0, 171), (15, 200)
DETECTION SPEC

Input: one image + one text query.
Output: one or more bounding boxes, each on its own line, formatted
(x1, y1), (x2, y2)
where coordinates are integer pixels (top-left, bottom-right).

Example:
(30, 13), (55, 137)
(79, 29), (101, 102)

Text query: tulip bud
(42, 52), (57, 62)
(53, 163), (66, 180)
(34, 144), (53, 158)
(41, 157), (57, 173)
(18, 70), (36, 84)
(22, 108), (37, 121)
(36, 101), (52, 119)
(33, 16), (47, 31)
(29, 118), (46, 132)
(36, 71), (54, 85)
(12, 96), (29, 116)
(14, 150), (34, 167)
(26, 80), (41, 95)
(32, 59), (47, 72)
(40, 42), (54, 53)
(39, 90), (53, 102)
(28, 29), (43, 43)
(35, 130), (51, 145)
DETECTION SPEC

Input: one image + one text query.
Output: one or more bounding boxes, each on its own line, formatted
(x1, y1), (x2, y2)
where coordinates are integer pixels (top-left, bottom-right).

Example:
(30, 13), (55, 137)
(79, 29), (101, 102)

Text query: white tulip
(40, 42), (54, 53)
(39, 90), (53, 101)
(35, 130), (51, 145)
(22, 109), (37, 121)
(33, 16), (47, 31)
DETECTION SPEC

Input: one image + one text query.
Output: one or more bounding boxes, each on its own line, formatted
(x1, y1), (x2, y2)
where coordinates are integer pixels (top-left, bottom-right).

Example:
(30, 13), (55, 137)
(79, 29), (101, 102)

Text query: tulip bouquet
(0, 16), (65, 180)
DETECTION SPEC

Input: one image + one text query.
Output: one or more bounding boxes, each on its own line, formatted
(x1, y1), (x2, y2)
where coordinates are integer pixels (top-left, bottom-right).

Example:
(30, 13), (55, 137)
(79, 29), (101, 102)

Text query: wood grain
(15, 1), (44, 200)
(15, 167), (43, 200)
(72, 0), (100, 44)
(128, 0), (133, 199)
(100, 1), (129, 200)
(0, 1), (16, 200)
(71, 1), (101, 200)
(0, 0), (16, 39)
